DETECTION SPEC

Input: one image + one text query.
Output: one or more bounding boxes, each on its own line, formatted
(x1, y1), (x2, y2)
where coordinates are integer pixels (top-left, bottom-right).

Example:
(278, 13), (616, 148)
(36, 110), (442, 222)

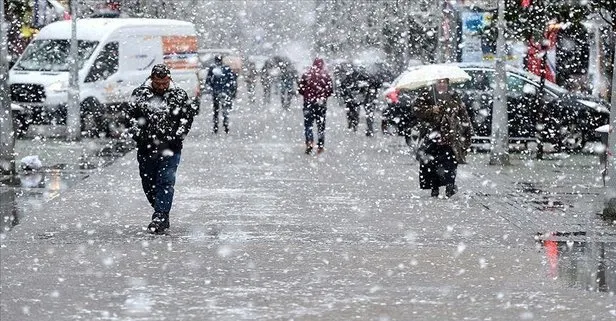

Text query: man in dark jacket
(298, 58), (333, 155)
(127, 64), (198, 233)
(205, 55), (238, 134)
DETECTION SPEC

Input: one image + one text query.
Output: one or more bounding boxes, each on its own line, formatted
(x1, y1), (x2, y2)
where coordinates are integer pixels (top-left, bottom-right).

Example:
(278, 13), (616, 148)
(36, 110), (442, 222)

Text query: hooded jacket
(298, 58), (333, 104)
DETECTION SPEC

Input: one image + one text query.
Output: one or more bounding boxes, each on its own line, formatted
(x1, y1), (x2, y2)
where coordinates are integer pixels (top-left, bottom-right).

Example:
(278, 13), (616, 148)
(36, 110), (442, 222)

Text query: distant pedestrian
(127, 64), (198, 233)
(298, 58), (333, 155)
(340, 65), (364, 132)
(278, 59), (298, 110)
(206, 55), (238, 134)
(243, 58), (258, 104)
(340, 65), (377, 136)
(261, 58), (275, 105)
(413, 79), (472, 198)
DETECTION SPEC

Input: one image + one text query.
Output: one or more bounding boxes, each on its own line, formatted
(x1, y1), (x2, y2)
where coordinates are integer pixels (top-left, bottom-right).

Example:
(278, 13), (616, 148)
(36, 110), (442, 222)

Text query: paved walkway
(1, 96), (614, 320)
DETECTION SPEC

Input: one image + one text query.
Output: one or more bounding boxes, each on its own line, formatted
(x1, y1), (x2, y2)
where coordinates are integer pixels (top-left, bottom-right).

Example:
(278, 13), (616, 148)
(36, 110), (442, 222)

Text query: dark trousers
(280, 90), (293, 110)
(419, 144), (457, 189)
(303, 101), (327, 148)
(262, 83), (271, 104)
(364, 102), (375, 135)
(346, 102), (360, 131)
(137, 149), (181, 214)
(346, 102), (375, 134)
(212, 93), (232, 131)
(246, 81), (256, 103)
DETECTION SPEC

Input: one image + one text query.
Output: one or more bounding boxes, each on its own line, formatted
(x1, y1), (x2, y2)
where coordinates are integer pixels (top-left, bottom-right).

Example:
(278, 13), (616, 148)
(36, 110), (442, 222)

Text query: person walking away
(279, 61), (298, 110)
(126, 64), (198, 233)
(260, 58), (275, 105)
(413, 78), (472, 198)
(206, 55), (238, 134)
(298, 58), (333, 155)
(340, 65), (364, 132)
(362, 71), (381, 137)
(243, 58), (258, 104)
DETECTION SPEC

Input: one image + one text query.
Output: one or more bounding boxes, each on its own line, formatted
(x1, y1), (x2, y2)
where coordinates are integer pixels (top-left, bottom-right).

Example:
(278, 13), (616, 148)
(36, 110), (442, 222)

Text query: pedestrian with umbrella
(399, 64), (473, 198)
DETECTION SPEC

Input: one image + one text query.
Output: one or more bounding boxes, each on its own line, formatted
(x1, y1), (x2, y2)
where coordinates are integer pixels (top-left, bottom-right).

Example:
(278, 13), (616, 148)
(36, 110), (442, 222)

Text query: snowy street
(1, 94), (615, 320)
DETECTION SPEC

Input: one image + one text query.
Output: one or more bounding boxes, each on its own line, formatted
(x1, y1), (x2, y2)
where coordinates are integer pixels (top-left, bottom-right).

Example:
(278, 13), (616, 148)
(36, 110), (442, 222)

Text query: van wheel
(80, 98), (105, 137)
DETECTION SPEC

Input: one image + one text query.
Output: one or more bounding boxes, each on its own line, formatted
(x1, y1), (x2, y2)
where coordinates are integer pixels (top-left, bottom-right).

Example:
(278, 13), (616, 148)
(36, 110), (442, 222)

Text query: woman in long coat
(413, 79), (472, 198)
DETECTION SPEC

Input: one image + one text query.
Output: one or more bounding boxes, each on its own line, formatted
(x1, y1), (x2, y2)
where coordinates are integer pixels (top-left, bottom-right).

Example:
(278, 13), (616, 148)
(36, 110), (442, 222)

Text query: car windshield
(13, 39), (99, 72)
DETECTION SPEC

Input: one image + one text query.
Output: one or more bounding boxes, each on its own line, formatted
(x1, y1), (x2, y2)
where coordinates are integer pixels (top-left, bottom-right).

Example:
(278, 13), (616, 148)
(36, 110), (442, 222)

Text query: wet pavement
(1, 96), (615, 320)
(0, 133), (134, 233)
(541, 239), (616, 293)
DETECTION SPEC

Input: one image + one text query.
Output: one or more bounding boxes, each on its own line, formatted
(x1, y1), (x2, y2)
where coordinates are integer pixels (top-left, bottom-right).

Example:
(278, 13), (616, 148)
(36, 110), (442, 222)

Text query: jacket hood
(312, 58), (325, 70)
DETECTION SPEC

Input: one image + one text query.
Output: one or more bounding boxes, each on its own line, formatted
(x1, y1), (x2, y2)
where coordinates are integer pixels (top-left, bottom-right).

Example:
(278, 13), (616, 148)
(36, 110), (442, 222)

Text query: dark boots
(431, 185), (458, 198)
(148, 212), (170, 234)
(305, 142), (313, 155)
(431, 187), (439, 197)
(445, 184), (458, 198)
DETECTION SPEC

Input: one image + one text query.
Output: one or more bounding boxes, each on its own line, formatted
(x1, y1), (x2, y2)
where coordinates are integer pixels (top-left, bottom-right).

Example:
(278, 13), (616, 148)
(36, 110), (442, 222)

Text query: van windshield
(13, 39), (99, 72)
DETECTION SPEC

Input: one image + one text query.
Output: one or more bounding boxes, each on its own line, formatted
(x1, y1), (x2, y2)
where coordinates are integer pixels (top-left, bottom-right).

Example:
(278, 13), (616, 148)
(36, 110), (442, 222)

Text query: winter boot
(445, 184), (458, 198)
(305, 142), (313, 155)
(431, 187), (440, 198)
(148, 212), (169, 234)
(317, 146), (325, 155)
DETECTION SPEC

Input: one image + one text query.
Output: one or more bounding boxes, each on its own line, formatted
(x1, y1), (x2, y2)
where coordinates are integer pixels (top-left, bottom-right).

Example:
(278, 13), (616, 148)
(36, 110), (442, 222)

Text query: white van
(9, 18), (200, 134)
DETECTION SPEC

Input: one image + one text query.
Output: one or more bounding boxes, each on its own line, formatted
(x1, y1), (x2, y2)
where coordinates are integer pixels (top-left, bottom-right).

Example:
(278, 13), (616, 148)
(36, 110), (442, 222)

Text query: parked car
(384, 62), (610, 152)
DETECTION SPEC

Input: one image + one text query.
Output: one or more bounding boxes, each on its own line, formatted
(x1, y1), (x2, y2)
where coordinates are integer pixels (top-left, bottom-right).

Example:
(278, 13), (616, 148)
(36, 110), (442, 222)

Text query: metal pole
(535, 42), (548, 160)
(603, 42), (616, 218)
(436, 0), (444, 63)
(489, 0), (510, 165)
(66, 0), (80, 141)
(0, 0), (16, 176)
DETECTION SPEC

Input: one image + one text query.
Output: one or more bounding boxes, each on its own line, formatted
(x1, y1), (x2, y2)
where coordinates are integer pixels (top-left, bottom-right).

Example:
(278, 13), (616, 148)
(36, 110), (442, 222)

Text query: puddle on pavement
(541, 239), (616, 293)
(1, 169), (86, 233)
(0, 139), (135, 234)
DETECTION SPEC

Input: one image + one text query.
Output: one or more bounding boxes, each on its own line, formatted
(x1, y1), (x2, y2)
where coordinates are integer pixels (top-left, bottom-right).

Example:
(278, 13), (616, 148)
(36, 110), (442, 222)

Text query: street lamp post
(489, 0), (510, 165)
(603, 43), (616, 220)
(0, 0), (16, 176)
(66, 0), (81, 141)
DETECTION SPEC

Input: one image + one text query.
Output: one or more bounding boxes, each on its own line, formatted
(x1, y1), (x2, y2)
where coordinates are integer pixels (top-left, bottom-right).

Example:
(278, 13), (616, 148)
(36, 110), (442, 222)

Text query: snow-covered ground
(1, 89), (614, 320)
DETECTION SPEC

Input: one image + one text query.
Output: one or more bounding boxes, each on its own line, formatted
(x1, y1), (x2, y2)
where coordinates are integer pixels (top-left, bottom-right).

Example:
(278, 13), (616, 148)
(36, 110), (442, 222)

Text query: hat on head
(151, 64), (170, 78)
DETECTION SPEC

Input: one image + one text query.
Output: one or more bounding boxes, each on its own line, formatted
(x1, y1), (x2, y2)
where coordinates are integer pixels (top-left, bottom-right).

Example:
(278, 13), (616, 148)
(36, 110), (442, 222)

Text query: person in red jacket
(298, 58), (333, 155)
